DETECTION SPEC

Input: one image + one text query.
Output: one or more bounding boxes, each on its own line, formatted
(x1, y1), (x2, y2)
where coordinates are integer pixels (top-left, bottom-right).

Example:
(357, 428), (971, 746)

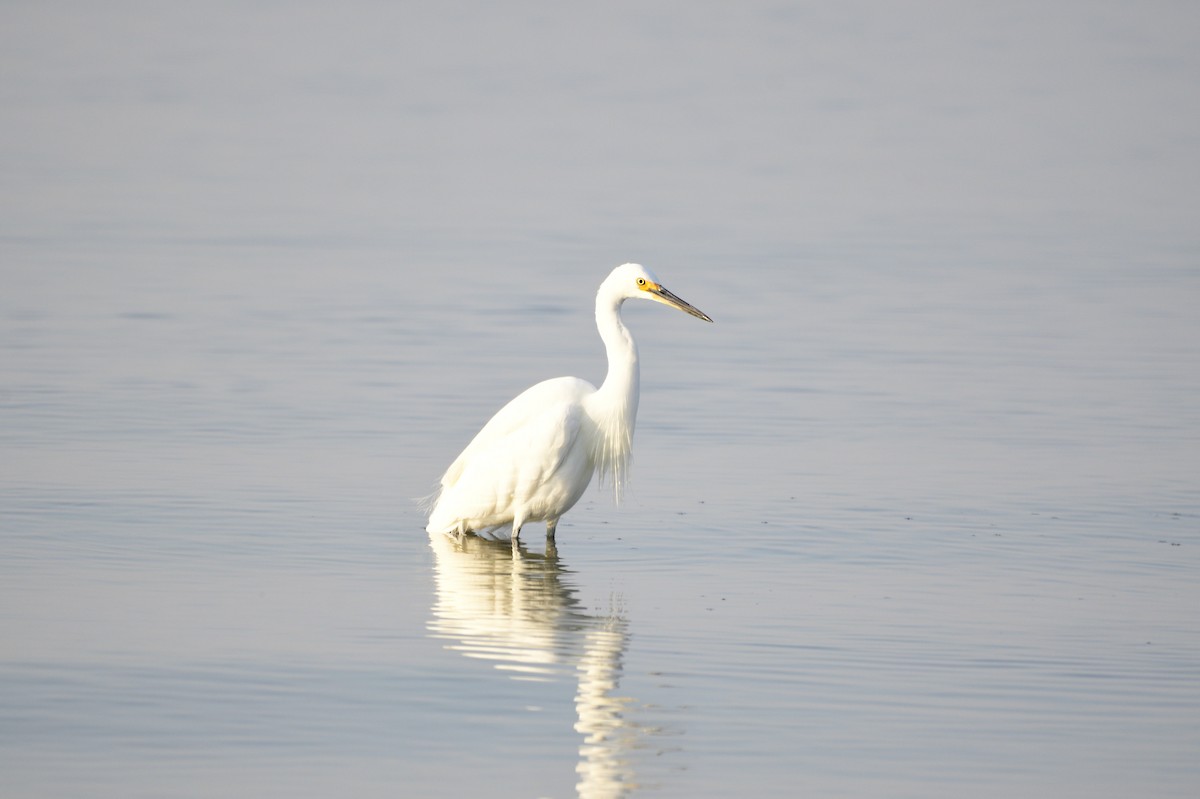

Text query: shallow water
(3, 3), (1200, 798)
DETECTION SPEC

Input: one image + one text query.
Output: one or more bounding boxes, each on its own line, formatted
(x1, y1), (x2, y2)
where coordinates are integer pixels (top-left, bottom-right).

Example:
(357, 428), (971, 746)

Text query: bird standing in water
(425, 263), (712, 543)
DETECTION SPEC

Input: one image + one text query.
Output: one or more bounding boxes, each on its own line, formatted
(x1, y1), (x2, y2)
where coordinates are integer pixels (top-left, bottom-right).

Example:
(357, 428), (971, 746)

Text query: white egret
(425, 263), (712, 543)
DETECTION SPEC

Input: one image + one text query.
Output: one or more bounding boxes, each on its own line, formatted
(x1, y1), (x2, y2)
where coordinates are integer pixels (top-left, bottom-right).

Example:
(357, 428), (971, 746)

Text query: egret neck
(585, 280), (640, 501)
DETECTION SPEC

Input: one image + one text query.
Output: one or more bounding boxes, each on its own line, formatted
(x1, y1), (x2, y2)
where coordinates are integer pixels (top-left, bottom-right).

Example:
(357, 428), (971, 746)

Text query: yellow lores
(426, 263), (712, 544)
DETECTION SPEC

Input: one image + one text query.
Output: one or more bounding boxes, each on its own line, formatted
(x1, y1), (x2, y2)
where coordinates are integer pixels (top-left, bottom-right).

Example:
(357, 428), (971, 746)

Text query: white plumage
(425, 263), (712, 542)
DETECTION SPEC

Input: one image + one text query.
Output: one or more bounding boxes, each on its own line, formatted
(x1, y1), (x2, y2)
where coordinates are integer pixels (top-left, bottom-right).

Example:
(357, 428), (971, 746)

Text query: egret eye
(636, 278), (646, 287)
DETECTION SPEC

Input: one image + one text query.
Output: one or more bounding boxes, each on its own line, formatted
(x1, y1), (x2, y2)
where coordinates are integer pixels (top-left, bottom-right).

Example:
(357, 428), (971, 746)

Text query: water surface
(3, 3), (1199, 798)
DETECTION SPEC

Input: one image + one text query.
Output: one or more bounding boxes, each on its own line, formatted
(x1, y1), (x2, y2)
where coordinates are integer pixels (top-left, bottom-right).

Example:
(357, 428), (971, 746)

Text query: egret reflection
(427, 533), (657, 798)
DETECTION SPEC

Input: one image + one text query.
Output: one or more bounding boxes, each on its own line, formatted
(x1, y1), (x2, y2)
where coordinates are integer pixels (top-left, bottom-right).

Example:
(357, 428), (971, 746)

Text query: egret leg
(546, 518), (558, 541)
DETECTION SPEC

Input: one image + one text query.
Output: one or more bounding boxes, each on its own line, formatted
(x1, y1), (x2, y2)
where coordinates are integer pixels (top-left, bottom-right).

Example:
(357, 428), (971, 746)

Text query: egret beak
(648, 284), (713, 322)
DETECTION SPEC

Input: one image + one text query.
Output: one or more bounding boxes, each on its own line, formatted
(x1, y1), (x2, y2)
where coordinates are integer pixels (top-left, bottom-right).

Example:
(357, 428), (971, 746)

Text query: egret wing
(427, 393), (590, 533)
(427, 377), (597, 533)
(437, 376), (594, 491)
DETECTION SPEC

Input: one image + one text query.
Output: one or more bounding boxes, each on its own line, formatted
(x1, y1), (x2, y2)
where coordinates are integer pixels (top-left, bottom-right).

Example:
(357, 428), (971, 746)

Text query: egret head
(605, 263), (713, 322)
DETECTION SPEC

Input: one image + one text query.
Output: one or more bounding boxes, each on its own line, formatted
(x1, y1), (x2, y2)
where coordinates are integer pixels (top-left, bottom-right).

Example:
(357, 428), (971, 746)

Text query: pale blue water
(3, 3), (1199, 798)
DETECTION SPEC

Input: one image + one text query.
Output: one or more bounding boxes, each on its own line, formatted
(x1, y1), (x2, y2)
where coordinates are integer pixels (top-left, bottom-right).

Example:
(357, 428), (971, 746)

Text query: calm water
(3, 3), (1199, 798)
